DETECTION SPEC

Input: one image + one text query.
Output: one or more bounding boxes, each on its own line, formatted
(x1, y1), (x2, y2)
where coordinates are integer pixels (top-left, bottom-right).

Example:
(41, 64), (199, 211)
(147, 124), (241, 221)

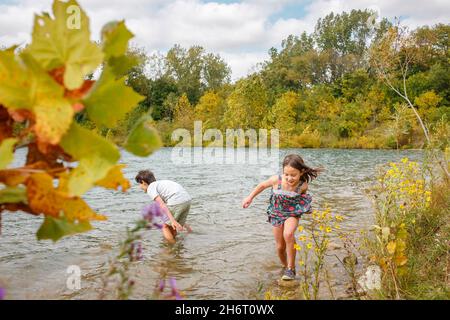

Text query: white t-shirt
(146, 180), (192, 206)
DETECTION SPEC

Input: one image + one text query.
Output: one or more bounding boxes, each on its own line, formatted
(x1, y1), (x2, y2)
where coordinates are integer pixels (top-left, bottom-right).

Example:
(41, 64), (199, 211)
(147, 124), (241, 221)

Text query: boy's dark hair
(135, 170), (156, 185)
(282, 154), (323, 183)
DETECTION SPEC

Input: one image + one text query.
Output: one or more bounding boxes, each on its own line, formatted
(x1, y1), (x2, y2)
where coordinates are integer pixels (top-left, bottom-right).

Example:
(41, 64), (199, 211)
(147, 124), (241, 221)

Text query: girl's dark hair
(282, 154), (323, 183)
(135, 170), (156, 185)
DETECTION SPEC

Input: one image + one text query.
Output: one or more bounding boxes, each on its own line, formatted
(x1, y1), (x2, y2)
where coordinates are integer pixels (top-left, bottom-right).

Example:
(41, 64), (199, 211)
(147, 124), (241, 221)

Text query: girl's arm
(154, 196), (184, 231)
(242, 175), (278, 208)
(300, 181), (308, 194)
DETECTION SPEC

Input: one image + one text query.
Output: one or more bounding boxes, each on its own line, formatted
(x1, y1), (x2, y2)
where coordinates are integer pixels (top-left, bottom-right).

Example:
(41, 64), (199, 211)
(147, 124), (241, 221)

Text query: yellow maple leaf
(26, 172), (106, 222)
(95, 164), (131, 192)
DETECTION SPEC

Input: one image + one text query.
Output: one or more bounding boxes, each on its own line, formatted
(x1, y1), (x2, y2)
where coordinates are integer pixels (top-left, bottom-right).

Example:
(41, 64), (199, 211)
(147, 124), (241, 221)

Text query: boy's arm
(154, 196), (184, 231)
(242, 175), (278, 208)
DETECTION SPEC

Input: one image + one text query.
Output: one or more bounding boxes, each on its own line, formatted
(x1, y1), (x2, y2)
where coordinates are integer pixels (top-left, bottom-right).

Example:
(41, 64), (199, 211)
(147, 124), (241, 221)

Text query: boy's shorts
(166, 200), (191, 226)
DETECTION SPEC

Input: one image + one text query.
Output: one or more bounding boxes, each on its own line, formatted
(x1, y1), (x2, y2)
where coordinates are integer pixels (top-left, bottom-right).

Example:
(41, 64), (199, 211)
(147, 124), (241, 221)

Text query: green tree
(166, 45), (203, 104)
(165, 45), (230, 104)
(314, 9), (388, 81)
(148, 77), (178, 120)
(203, 53), (231, 91)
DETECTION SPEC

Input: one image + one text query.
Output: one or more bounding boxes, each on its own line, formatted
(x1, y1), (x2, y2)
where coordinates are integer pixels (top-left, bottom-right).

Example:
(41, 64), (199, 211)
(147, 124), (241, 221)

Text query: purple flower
(142, 202), (163, 221)
(158, 279), (165, 292)
(169, 277), (182, 300)
(130, 241), (143, 261)
(142, 202), (165, 229)
(0, 287), (5, 300)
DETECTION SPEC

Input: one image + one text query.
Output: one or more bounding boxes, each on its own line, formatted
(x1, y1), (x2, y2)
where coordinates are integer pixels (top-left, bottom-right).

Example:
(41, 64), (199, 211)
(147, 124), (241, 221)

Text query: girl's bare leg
(162, 225), (177, 244)
(283, 217), (299, 270)
(273, 225), (287, 267)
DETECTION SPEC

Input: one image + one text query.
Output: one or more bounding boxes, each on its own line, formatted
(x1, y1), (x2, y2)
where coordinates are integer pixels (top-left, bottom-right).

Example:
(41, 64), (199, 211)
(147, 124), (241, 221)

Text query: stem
(389, 262), (400, 299)
(324, 269), (336, 300)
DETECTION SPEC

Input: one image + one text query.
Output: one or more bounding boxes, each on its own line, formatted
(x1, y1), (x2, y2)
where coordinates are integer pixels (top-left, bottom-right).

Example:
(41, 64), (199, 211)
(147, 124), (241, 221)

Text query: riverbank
(261, 157), (449, 300)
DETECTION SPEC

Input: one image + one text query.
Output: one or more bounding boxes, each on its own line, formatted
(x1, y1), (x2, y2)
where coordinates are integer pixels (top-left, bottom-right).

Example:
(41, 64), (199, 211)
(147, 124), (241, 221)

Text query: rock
(343, 254), (358, 266)
(277, 279), (300, 288)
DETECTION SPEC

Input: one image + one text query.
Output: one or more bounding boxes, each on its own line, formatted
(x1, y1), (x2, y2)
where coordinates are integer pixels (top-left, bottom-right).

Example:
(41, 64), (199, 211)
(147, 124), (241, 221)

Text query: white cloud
(0, 0), (448, 79)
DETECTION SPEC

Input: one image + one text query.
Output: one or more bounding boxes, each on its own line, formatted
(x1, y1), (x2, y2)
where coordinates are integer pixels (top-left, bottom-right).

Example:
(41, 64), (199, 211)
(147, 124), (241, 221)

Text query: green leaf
(25, 0), (103, 90)
(0, 186), (27, 204)
(83, 67), (145, 128)
(101, 21), (139, 78)
(0, 138), (18, 169)
(37, 214), (92, 242)
(108, 55), (141, 78)
(124, 116), (162, 157)
(60, 123), (121, 196)
(101, 20), (134, 60)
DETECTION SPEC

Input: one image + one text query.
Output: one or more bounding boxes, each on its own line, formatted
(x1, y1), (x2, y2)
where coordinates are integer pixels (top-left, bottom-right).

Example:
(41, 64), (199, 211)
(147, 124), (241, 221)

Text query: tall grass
(364, 157), (449, 299)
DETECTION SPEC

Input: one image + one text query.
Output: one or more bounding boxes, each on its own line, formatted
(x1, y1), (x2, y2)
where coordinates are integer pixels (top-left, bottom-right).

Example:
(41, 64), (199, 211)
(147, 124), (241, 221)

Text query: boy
(135, 170), (192, 244)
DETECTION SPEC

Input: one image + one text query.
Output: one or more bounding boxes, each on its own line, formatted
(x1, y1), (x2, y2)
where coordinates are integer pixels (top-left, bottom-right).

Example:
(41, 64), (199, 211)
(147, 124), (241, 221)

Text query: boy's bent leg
(162, 225), (177, 244)
(168, 201), (191, 230)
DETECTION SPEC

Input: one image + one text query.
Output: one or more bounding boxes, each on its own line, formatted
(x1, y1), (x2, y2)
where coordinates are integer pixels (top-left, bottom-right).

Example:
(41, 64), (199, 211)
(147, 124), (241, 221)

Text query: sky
(0, 0), (449, 80)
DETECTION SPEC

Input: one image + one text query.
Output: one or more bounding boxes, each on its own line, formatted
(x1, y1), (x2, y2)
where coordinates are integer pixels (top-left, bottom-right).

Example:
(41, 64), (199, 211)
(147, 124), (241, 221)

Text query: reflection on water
(0, 148), (422, 299)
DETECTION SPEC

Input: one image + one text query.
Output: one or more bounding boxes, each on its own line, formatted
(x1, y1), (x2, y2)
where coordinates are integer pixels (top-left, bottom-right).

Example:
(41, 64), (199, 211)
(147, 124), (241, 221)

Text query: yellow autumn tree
(223, 76), (268, 129)
(270, 91), (299, 139)
(173, 93), (194, 130)
(414, 90), (442, 123)
(194, 91), (224, 129)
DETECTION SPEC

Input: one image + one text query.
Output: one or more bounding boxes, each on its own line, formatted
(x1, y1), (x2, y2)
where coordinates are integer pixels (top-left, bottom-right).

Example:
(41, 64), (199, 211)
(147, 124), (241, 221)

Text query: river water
(0, 147), (422, 299)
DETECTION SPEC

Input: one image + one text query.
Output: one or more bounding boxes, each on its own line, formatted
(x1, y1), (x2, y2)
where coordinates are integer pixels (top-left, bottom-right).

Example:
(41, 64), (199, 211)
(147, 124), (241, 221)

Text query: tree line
(78, 9), (450, 149)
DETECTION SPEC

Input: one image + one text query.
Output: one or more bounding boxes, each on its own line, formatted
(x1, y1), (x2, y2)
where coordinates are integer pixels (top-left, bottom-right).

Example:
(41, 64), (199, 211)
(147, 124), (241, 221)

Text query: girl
(242, 154), (321, 280)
